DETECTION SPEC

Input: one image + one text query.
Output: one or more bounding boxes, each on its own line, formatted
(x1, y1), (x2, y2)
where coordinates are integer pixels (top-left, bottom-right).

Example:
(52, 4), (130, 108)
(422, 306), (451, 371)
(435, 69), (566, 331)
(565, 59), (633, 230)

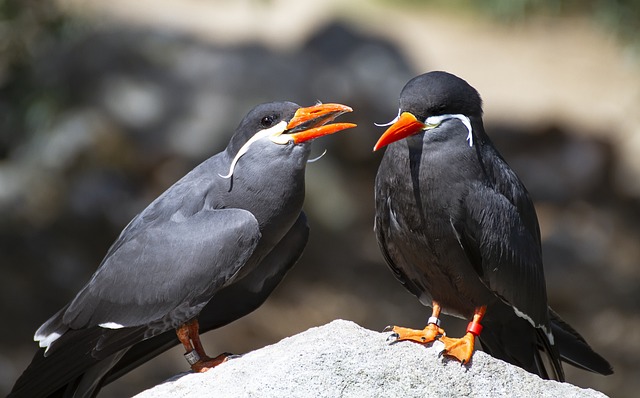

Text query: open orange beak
(373, 112), (425, 151)
(285, 103), (357, 144)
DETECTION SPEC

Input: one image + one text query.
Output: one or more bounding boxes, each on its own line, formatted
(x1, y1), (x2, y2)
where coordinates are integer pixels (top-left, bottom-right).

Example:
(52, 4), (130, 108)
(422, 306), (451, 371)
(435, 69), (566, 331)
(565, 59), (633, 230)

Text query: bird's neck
(222, 149), (307, 233)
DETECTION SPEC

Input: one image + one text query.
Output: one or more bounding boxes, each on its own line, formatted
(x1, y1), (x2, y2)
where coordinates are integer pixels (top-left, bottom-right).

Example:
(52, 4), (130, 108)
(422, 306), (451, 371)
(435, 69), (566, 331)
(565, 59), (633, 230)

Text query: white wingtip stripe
(35, 331), (61, 353)
(99, 322), (125, 329)
(543, 325), (555, 345)
(512, 306), (537, 327)
(512, 306), (555, 345)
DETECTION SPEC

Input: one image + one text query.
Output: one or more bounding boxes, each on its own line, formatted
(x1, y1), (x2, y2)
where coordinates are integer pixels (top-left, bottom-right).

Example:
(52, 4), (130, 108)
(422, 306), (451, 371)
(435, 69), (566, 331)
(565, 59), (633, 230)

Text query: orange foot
(190, 352), (235, 373)
(385, 323), (445, 344)
(438, 332), (476, 364)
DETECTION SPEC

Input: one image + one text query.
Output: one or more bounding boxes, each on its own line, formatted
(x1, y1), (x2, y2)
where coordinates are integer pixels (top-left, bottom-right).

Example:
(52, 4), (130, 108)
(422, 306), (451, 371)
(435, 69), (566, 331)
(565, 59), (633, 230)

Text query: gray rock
(133, 320), (607, 398)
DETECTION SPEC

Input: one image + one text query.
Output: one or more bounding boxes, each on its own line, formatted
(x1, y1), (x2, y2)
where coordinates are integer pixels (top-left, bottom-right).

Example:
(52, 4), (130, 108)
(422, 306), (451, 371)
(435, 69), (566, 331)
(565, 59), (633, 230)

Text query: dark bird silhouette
(10, 101), (356, 398)
(373, 71), (612, 380)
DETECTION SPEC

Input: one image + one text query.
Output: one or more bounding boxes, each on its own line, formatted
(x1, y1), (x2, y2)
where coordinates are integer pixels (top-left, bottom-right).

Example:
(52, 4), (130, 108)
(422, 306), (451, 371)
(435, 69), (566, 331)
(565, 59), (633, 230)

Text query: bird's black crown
(400, 71), (483, 121)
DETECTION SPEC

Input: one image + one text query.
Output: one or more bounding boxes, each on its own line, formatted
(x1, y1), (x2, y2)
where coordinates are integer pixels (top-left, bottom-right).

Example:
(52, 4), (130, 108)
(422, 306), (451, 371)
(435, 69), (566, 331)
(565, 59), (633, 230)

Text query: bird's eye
(261, 115), (277, 128)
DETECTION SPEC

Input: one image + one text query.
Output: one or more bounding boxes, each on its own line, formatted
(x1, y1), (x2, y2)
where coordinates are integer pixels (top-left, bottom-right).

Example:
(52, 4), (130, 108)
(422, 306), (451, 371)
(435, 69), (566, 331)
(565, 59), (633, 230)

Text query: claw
(386, 332), (399, 343)
(383, 325), (394, 332)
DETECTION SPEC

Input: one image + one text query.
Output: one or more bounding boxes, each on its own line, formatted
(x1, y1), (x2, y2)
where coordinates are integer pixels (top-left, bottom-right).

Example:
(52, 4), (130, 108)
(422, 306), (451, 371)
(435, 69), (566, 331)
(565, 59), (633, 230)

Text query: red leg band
(466, 322), (483, 336)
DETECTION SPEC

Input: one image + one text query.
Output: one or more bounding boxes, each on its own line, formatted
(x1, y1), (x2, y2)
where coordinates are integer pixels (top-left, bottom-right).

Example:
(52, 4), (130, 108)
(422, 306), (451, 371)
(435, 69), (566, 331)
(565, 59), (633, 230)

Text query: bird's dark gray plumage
(373, 71), (612, 380)
(10, 101), (355, 398)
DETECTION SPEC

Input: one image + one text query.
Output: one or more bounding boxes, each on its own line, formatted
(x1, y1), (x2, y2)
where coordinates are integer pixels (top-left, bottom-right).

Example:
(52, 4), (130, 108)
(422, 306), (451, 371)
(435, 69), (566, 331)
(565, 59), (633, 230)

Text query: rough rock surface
(133, 320), (606, 398)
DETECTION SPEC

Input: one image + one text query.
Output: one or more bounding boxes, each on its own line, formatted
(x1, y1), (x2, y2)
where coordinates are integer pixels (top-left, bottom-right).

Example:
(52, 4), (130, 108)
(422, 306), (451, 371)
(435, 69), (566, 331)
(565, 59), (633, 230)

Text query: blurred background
(1, 0), (639, 396)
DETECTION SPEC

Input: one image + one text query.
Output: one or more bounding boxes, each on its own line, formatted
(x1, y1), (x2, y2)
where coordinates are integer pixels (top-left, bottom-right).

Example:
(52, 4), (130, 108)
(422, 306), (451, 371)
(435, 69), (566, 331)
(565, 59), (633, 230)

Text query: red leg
(176, 319), (231, 372)
(438, 306), (486, 364)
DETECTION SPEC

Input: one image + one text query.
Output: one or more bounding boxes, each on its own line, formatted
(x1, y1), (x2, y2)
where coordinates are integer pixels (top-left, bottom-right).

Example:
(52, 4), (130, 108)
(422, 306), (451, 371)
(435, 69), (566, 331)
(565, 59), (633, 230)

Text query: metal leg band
(184, 350), (201, 365)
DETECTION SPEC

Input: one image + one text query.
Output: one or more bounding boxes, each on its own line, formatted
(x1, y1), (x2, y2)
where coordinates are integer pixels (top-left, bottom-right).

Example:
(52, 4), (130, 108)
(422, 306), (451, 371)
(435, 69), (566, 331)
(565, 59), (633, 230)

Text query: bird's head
(222, 101), (356, 179)
(373, 71), (482, 151)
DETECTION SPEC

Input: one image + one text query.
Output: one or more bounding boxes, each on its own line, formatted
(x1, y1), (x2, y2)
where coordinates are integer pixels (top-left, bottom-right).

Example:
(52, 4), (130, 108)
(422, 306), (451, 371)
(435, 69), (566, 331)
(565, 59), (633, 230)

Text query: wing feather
(63, 208), (260, 329)
(460, 149), (548, 327)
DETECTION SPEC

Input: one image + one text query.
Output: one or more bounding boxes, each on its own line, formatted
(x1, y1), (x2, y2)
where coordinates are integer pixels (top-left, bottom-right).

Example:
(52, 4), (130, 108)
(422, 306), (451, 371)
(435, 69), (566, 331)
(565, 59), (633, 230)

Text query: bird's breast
(376, 140), (491, 318)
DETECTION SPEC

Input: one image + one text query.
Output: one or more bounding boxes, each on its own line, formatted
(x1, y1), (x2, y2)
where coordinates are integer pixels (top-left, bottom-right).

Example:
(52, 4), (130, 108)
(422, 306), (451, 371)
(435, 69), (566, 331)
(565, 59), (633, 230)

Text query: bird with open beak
(10, 102), (355, 398)
(373, 71), (612, 380)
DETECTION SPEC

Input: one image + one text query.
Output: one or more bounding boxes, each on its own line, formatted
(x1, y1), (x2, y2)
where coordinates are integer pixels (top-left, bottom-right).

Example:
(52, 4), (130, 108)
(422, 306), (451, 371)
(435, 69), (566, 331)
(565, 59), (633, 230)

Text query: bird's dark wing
(10, 212), (307, 398)
(548, 308), (613, 375)
(457, 149), (548, 328)
(99, 164), (221, 262)
(62, 207), (261, 331)
(102, 211), (309, 386)
(374, 185), (425, 300)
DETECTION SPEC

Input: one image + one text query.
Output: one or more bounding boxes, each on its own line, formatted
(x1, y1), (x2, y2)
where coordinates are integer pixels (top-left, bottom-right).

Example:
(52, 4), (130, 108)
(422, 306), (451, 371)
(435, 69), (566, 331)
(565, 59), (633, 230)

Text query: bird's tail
(9, 326), (143, 398)
(549, 308), (613, 376)
(10, 331), (102, 398)
(534, 326), (565, 381)
(478, 313), (565, 381)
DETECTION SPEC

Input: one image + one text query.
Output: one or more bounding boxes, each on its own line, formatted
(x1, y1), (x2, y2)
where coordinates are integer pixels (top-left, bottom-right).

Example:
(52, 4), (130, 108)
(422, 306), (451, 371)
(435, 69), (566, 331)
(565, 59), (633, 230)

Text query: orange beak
(285, 103), (357, 144)
(373, 112), (425, 151)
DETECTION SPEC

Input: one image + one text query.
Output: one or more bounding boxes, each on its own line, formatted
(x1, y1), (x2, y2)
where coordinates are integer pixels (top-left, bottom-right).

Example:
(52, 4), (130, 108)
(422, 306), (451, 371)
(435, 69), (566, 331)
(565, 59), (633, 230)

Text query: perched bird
(10, 101), (356, 398)
(373, 71), (612, 380)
